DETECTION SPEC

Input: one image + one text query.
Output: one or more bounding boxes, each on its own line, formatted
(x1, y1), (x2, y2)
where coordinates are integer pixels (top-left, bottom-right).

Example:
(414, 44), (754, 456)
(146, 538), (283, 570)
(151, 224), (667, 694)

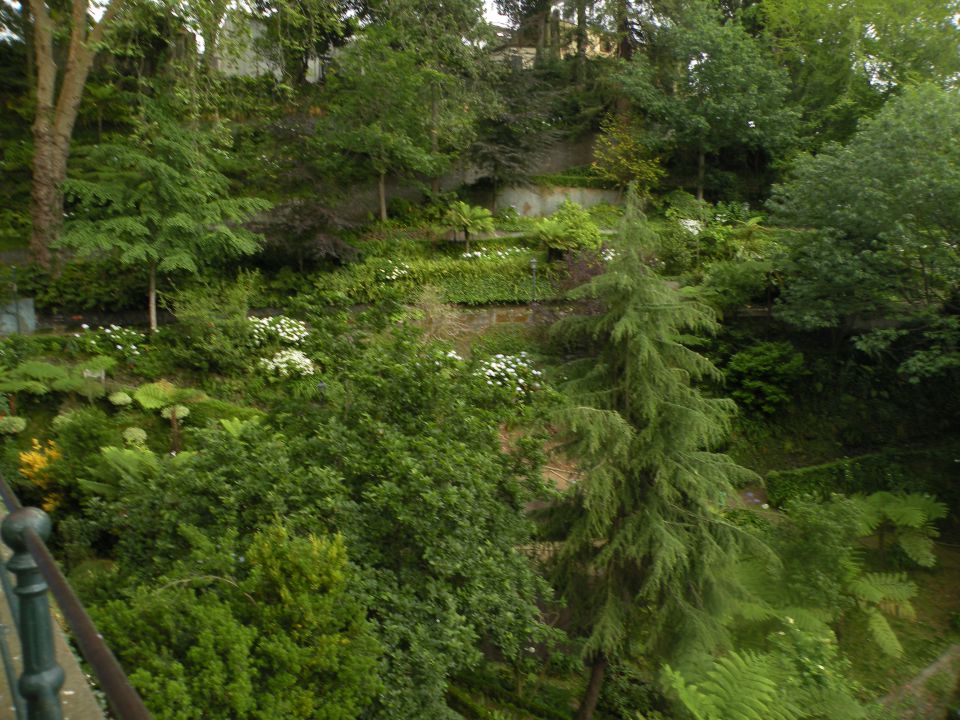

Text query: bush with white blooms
(475, 352), (542, 401)
(248, 315), (310, 346)
(259, 349), (316, 378)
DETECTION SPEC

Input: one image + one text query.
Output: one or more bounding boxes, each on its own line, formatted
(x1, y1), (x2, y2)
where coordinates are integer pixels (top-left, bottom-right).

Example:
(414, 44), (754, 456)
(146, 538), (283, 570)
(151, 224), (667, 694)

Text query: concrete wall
(495, 186), (620, 217)
(332, 134), (602, 220)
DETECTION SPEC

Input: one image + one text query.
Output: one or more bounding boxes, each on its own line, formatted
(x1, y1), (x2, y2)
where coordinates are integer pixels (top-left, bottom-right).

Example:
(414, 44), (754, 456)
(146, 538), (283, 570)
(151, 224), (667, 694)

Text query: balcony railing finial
(2, 507), (65, 720)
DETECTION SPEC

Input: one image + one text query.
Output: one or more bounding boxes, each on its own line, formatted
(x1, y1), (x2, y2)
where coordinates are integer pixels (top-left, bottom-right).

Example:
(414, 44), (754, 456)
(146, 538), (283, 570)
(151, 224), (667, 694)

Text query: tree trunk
(615, 0), (632, 60)
(464, 229), (470, 254)
(696, 148), (706, 201)
(148, 262), (157, 332)
(576, 0), (587, 84)
(28, 0), (123, 267)
(575, 654), (608, 720)
(29, 130), (62, 269)
(20, 1), (35, 95)
(430, 88), (440, 195)
(378, 172), (388, 222)
(170, 409), (180, 453)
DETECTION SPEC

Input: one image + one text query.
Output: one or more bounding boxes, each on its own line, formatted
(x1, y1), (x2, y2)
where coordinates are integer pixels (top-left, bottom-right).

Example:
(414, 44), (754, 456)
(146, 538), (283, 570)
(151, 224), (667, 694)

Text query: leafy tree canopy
(770, 84), (960, 331)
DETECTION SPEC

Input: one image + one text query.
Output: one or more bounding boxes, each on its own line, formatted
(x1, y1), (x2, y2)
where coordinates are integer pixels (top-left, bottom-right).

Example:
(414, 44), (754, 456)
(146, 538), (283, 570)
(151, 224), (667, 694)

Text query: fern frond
(15, 361), (68, 382)
(851, 572), (916, 605)
(897, 529), (936, 568)
(865, 608), (903, 657)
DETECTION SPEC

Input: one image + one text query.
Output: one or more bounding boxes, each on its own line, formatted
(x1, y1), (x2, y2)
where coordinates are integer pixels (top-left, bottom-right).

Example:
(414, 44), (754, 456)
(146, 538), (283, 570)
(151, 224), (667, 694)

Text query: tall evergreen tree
(546, 197), (754, 720)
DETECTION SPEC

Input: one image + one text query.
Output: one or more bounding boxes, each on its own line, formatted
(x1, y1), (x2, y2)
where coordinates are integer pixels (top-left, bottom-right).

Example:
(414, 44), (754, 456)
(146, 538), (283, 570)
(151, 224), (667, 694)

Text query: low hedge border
(765, 444), (960, 508)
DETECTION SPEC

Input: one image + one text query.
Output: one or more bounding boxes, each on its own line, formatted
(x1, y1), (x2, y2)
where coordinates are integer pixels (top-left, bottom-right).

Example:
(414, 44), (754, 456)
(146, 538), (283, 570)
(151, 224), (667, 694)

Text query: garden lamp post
(530, 257), (538, 305)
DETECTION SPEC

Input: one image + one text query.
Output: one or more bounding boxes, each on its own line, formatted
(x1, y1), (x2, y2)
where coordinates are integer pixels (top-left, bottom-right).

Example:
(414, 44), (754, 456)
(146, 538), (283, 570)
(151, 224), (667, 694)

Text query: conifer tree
(547, 197), (754, 720)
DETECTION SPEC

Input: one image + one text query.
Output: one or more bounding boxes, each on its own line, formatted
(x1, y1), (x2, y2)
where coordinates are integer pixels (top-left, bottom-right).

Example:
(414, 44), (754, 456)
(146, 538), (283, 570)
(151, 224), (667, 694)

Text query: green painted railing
(0, 477), (151, 720)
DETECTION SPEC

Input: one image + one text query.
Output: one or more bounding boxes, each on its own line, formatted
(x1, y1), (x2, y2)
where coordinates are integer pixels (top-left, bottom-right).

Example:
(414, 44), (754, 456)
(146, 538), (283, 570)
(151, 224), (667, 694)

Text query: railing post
(2, 508), (64, 720)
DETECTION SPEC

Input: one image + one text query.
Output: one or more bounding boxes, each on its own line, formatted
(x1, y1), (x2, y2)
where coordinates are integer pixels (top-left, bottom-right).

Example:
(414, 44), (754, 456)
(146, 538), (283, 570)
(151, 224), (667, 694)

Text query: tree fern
(664, 652), (801, 720)
(857, 491), (947, 567)
(865, 608), (904, 657)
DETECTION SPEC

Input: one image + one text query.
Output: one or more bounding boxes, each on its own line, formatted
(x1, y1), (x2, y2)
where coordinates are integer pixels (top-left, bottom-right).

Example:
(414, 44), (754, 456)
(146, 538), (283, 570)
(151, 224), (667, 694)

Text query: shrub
(0, 416), (26, 434)
(156, 278), (257, 374)
(20, 259), (149, 313)
(310, 253), (559, 307)
(765, 444), (960, 507)
(725, 340), (805, 414)
(258, 349), (316, 378)
(533, 200), (602, 257)
(70, 324), (147, 363)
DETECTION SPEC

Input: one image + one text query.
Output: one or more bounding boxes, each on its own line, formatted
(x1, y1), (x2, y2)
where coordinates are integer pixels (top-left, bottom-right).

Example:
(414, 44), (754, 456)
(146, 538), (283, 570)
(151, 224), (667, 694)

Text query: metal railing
(0, 475), (151, 720)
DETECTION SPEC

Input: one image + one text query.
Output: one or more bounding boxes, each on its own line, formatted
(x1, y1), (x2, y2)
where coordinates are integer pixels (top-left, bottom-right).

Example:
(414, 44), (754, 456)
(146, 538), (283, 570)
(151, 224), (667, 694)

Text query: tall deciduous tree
(251, 0), (362, 87)
(621, 2), (797, 199)
(546, 199), (754, 720)
(27, 0), (125, 267)
(318, 34), (439, 221)
(769, 84), (960, 332)
(59, 111), (269, 330)
(318, 11), (484, 220)
(762, 0), (960, 146)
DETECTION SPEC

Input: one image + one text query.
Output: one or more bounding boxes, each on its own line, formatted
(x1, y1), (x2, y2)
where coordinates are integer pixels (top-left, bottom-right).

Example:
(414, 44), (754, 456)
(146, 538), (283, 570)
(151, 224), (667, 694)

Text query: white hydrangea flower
(259, 349), (316, 378)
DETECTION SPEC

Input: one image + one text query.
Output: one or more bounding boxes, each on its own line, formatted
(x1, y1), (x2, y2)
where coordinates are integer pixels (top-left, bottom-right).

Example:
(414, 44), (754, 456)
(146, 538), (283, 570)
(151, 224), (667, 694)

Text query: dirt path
(882, 643), (960, 718)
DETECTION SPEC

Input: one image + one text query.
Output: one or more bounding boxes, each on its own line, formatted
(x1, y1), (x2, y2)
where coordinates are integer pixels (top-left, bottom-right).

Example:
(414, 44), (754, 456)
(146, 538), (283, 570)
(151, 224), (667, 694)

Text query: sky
(484, 1), (511, 26)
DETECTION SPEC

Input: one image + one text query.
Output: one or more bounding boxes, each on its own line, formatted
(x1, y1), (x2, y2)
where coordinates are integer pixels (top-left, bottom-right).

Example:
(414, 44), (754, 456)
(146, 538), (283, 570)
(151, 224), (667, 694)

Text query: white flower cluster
(73, 324), (145, 360)
(601, 248), (619, 262)
(432, 349), (464, 367)
(679, 218), (703, 235)
(461, 246), (524, 260)
(379, 262), (411, 281)
(476, 352), (543, 399)
(249, 315), (309, 346)
(259, 349), (316, 378)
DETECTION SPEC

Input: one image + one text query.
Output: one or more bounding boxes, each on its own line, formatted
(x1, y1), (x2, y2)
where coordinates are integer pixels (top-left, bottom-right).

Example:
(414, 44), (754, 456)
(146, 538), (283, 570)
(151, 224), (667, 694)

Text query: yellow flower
(18, 439), (62, 511)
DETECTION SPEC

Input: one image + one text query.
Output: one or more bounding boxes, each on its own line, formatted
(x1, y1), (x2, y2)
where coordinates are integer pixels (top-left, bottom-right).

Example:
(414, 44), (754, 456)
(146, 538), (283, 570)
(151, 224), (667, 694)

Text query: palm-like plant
(133, 380), (206, 452)
(443, 201), (494, 253)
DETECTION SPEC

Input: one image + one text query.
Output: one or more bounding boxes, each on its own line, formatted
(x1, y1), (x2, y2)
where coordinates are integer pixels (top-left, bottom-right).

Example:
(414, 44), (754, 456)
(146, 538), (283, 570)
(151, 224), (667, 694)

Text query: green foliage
(620, 1), (798, 195)
(0, 358), (114, 406)
(18, 259), (148, 313)
(93, 522), (381, 720)
(857, 492), (948, 568)
(665, 651), (801, 720)
(156, 277), (258, 374)
(0, 416), (26, 434)
(663, 621), (870, 720)
(591, 114), (663, 195)
(546, 202), (756, 682)
(530, 166), (615, 190)
(444, 201), (495, 246)
(762, 0), (960, 146)
(696, 259), (774, 315)
(765, 444), (960, 507)
(533, 200), (602, 255)
(770, 85), (960, 331)
(725, 341), (805, 415)
(311, 252), (558, 306)
(72, 333), (550, 720)
(743, 495), (920, 659)
(70, 324), (146, 364)
(60, 109), (269, 326)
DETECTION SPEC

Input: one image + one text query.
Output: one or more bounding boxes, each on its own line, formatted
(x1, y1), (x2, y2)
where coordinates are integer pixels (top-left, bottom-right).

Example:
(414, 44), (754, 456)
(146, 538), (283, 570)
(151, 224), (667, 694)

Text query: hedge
(311, 254), (561, 307)
(765, 444), (960, 508)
